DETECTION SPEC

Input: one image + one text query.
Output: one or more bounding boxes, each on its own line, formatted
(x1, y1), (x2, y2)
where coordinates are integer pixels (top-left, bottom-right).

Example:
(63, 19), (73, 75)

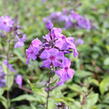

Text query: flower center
(30, 50), (34, 54)
(50, 56), (55, 60)
(61, 36), (66, 40)
(3, 21), (7, 24)
(65, 67), (68, 71)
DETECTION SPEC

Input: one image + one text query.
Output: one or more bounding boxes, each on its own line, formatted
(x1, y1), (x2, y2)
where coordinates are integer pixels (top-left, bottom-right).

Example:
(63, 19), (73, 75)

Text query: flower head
(40, 48), (64, 68)
(32, 38), (42, 48)
(26, 45), (39, 64)
(43, 19), (53, 30)
(0, 16), (14, 32)
(56, 58), (75, 85)
(15, 74), (23, 88)
(75, 38), (84, 46)
(14, 34), (26, 48)
(44, 10), (91, 30)
(26, 25), (79, 85)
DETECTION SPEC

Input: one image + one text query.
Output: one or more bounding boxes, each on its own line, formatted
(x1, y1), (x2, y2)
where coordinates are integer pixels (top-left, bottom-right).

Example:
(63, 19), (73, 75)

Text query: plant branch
(6, 39), (11, 109)
(45, 73), (51, 109)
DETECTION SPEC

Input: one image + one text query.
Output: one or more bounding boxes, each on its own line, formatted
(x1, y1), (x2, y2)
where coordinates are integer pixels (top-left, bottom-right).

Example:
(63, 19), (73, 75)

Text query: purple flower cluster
(44, 9), (91, 30)
(0, 16), (26, 48)
(26, 22), (80, 85)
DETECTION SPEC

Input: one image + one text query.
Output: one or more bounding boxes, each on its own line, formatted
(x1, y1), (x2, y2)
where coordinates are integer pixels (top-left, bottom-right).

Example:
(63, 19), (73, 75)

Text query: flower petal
(41, 60), (51, 68)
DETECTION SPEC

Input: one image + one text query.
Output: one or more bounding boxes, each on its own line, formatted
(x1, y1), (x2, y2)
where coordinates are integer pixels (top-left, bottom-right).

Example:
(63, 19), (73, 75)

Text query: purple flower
(26, 45), (39, 64)
(26, 38), (42, 64)
(0, 66), (3, 73)
(43, 34), (51, 42)
(55, 36), (78, 57)
(77, 17), (91, 30)
(41, 0), (47, 2)
(43, 19), (53, 30)
(0, 66), (6, 87)
(71, 11), (91, 30)
(64, 19), (73, 29)
(56, 58), (75, 85)
(26, 25), (79, 85)
(0, 16), (14, 32)
(43, 27), (62, 42)
(14, 34), (26, 48)
(75, 38), (84, 46)
(15, 74), (23, 88)
(55, 35), (70, 50)
(31, 38), (42, 48)
(45, 10), (91, 30)
(71, 11), (81, 21)
(40, 48), (64, 68)
(3, 60), (16, 72)
(66, 37), (78, 57)
(49, 12), (62, 21)
(0, 73), (6, 87)
(50, 27), (62, 39)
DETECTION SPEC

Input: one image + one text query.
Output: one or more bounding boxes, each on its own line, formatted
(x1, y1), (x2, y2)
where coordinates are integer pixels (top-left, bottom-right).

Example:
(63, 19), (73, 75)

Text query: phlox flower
(56, 58), (75, 85)
(26, 38), (42, 63)
(0, 16), (14, 32)
(15, 74), (23, 88)
(40, 48), (64, 68)
(14, 34), (26, 48)
(26, 21), (80, 85)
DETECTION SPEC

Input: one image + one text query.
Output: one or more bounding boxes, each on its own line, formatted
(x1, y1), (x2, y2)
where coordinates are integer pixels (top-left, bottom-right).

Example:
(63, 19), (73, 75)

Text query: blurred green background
(0, 0), (109, 109)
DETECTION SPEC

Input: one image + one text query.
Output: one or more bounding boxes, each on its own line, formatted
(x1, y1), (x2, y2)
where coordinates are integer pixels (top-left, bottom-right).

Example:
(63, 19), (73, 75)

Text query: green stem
(6, 39), (11, 109)
(46, 73), (51, 109)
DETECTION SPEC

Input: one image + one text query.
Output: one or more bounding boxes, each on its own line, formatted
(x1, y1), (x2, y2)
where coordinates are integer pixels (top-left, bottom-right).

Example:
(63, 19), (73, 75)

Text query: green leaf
(99, 77), (109, 94)
(14, 49), (25, 63)
(69, 84), (82, 93)
(11, 94), (37, 102)
(2, 63), (14, 90)
(0, 88), (4, 96)
(102, 93), (109, 104)
(76, 70), (93, 78)
(0, 96), (8, 109)
(87, 93), (98, 105)
(16, 105), (31, 109)
(104, 57), (109, 65)
(48, 99), (56, 109)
